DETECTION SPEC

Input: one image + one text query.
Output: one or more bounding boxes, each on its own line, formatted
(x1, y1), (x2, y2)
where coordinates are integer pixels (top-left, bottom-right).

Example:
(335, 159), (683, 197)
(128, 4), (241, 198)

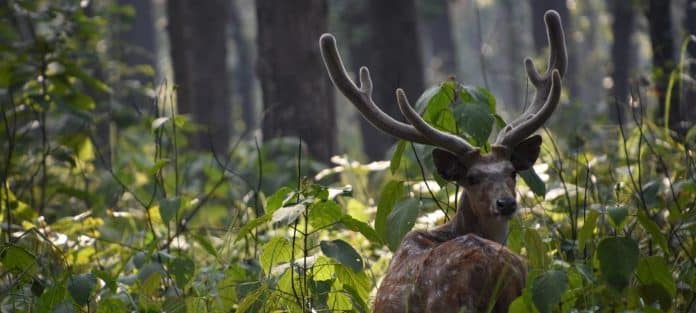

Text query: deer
(319, 10), (566, 313)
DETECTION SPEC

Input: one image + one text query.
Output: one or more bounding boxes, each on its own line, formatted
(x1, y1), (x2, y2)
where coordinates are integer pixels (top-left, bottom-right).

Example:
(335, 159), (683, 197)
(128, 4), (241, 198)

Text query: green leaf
(520, 169), (546, 197)
(421, 81), (458, 133)
(38, 286), (67, 312)
(596, 237), (639, 290)
(237, 284), (266, 313)
(92, 269), (117, 292)
(455, 86), (496, 146)
(531, 270), (568, 313)
(308, 200), (343, 229)
(340, 215), (382, 243)
(636, 210), (669, 253)
(265, 186), (294, 213)
(67, 273), (97, 306)
(636, 256), (676, 297)
(578, 210), (599, 251)
(335, 264), (371, 300)
(390, 140), (407, 174)
(67, 93), (95, 111)
(260, 237), (293, 274)
(171, 256), (195, 287)
(320, 240), (363, 272)
(159, 196), (181, 224)
(236, 213), (271, 241)
(608, 205), (629, 227)
(138, 263), (164, 296)
(385, 198), (421, 251)
(375, 180), (405, 240)
(193, 234), (218, 257)
(525, 229), (548, 269)
(96, 298), (127, 313)
(1, 246), (37, 273)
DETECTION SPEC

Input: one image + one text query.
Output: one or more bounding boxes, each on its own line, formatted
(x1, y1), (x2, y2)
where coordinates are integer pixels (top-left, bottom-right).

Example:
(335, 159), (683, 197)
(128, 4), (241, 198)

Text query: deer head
(320, 11), (566, 244)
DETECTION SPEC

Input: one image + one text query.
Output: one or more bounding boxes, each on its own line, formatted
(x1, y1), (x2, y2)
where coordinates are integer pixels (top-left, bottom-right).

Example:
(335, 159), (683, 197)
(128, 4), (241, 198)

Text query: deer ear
(432, 148), (468, 181)
(510, 135), (542, 171)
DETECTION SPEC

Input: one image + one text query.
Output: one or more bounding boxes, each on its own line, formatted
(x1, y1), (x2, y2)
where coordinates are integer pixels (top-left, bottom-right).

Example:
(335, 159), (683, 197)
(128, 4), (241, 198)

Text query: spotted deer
(319, 10), (566, 313)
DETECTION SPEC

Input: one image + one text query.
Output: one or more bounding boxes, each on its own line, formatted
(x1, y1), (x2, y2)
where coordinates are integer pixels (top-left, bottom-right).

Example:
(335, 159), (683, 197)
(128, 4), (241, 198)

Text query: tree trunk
(362, 0), (425, 160)
(419, 0), (458, 78)
(229, 0), (257, 131)
(501, 0), (523, 108)
(116, 0), (156, 87)
(256, 0), (336, 161)
(167, 0), (231, 152)
(684, 0), (696, 125)
(609, 0), (635, 123)
(646, 0), (681, 132)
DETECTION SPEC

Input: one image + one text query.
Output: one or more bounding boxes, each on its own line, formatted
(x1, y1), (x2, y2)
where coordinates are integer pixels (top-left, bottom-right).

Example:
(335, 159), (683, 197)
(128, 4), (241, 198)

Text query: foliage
(1, 1), (696, 313)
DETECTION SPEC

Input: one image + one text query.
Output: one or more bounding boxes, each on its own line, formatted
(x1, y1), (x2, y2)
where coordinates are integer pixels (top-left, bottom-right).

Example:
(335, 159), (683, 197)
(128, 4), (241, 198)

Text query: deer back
(374, 233), (525, 313)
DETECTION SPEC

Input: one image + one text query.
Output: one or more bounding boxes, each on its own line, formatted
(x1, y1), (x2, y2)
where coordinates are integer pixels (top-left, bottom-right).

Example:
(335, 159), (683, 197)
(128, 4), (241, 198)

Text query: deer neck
(450, 193), (509, 244)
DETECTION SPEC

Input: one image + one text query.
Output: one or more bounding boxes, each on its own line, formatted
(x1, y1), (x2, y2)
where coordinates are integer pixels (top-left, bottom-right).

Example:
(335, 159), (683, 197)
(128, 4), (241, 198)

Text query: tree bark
(256, 0), (336, 161)
(609, 0), (635, 123)
(362, 0), (425, 160)
(229, 0), (257, 131)
(646, 0), (681, 132)
(167, 0), (231, 152)
(419, 0), (458, 77)
(501, 0), (523, 108)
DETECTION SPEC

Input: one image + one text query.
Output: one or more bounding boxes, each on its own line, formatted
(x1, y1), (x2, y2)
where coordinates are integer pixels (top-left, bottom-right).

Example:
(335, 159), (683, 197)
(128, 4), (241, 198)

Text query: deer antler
(494, 10), (567, 148)
(319, 34), (478, 156)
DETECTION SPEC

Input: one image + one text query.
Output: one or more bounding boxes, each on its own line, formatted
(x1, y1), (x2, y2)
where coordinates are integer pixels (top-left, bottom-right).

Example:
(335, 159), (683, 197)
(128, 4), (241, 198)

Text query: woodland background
(1, 0), (696, 312)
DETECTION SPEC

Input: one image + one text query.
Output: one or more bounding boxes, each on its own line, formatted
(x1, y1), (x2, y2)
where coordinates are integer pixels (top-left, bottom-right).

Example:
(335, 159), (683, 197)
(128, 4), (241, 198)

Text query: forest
(1, 0), (696, 312)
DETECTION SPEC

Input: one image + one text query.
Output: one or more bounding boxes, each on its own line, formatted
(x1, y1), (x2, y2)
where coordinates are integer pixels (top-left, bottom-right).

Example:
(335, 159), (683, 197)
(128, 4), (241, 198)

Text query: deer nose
(496, 198), (517, 216)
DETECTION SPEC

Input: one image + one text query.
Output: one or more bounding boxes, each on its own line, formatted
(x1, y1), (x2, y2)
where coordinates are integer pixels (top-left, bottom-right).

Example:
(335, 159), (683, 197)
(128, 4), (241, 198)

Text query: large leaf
(159, 197), (181, 225)
(455, 86), (496, 146)
(390, 140), (407, 174)
(531, 270), (568, 313)
(607, 205), (629, 227)
(320, 240), (363, 272)
(272, 203), (305, 225)
(596, 237), (639, 290)
(265, 186), (294, 213)
(636, 256), (675, 297)
(260, 237), (294, 274)
(385, 198), (421, 251)
(171, 256), (195, 287)
(375, 180), (405, 240)
(340, 215), (382, 244)
(308, 200), (343, 229)
(67, 273), (97, 306)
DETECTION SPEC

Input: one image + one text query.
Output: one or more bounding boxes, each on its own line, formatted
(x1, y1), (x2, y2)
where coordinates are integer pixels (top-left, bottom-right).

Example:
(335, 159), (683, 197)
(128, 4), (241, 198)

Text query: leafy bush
(2, 1), (696, 313)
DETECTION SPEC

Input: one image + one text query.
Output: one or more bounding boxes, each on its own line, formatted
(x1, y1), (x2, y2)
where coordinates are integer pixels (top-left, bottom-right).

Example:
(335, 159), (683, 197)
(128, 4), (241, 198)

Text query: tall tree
(646, 0), (681, 132)
(167, 0), (231, 152)
(115, 0), (156, 93)
(609, 0), (635, 123)
(256, 0), (336, 161)
(684, 0), (696, 125)
(501, 0), (523, 108)
(362, 0), (425, 160)
(419, 0), (458, 78)
(229, 0), (257, 131)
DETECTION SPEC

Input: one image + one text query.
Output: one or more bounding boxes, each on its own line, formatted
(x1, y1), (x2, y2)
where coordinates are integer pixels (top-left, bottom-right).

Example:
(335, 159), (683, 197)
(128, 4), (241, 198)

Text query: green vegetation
(2, 1), (696, 313)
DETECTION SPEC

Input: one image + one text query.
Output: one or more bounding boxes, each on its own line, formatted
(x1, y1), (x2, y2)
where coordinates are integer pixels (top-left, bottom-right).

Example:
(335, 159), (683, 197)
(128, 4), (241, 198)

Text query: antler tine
(319, 34), (432, 145)
(396, 89), (478, 155)
(495, 10), (567, 147)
